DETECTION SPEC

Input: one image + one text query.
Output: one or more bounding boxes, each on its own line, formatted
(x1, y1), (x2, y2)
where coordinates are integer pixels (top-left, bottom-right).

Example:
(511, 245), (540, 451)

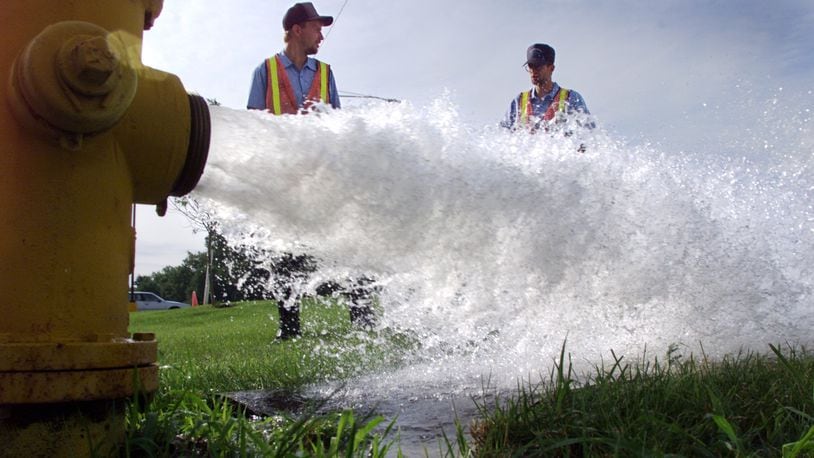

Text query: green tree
(207, 231), (272, 302)
(171, 196), (218, 304)
(135, 231), (277, 304)
(135, 251), (207, 302)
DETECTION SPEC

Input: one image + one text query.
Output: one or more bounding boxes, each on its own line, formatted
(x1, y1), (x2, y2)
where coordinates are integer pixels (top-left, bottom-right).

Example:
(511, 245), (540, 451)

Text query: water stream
(194, 99), (813, 452)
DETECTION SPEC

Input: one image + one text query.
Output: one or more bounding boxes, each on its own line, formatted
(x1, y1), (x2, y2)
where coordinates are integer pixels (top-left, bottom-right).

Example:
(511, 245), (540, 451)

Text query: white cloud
(134, 206), (205, 276)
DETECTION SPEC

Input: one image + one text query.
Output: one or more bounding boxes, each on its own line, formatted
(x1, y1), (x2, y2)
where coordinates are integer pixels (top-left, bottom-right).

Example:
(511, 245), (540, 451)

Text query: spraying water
(195, 98), (813, 400)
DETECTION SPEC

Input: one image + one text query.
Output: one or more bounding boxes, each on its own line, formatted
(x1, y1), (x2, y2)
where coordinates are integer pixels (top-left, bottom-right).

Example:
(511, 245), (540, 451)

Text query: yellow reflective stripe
(319, 62), (329, 103)
(519, 91), (530, 125)
(269, 57), (282, 115)
(557, 88), (569, 112)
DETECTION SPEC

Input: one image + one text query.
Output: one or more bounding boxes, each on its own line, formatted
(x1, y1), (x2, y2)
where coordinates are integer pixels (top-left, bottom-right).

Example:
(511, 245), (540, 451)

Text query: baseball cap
(283, 2), (334, 31)
(526, 43), (555, 67)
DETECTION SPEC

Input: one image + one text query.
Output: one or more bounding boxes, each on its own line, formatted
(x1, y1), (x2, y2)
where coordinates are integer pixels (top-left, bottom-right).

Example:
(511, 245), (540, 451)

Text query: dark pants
(275, 274), (378, 339)
(346, 286), (375, 329)
(278, 296), (373, 339)
(272, 254), (313, 340)
(349, 304), (375, 328)
(277, 301), (301, 340)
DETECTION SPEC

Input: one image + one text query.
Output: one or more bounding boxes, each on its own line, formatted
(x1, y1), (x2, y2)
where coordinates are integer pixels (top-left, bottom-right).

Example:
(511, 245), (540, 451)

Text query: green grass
(124, 390), (400, 457)
(127, 303), (814, 457)
(126, 299), (415, 457)
(129, 299), (417, 395)
(459, 343), (814, 457)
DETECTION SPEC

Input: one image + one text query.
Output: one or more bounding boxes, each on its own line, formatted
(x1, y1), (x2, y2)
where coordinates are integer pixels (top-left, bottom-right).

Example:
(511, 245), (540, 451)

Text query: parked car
(129, 291), (190, 311)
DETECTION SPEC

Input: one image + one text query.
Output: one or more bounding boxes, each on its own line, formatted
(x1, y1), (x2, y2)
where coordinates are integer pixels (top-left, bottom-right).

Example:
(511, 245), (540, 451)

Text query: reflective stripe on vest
(519, 90), (532, 125)
(543, 87), (570, 121)
(517, 87), (570, 127)
(319, 61), (328, 104)
(265, 56), (330, 115)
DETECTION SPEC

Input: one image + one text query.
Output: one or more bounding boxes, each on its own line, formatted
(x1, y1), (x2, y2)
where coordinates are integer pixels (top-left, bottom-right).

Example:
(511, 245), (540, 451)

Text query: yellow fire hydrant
(0, 1), (209, 455)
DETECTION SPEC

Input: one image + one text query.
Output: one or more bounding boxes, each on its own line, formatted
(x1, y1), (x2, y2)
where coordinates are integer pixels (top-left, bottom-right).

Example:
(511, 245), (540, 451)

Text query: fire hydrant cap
(12, 21), (137, 135)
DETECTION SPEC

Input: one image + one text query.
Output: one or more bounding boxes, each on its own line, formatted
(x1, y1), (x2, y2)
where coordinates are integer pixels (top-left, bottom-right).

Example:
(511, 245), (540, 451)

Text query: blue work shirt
(247, 51), (341, 110)
(501, 82), (590, 130)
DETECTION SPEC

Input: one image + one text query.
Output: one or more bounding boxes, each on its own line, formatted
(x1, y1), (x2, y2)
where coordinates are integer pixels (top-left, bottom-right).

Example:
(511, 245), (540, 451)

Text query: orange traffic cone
(191, 291), (199, 307)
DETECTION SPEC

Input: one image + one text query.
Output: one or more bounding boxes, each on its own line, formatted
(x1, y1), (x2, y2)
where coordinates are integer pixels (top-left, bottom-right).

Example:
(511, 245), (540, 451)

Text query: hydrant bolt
(75, 38), (115, 84)
(58, 35), (120, 97)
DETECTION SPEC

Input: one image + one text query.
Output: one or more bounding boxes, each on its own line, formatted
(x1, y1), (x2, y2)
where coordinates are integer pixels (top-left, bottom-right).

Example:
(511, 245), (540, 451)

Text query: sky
(133, 0), (814, 276)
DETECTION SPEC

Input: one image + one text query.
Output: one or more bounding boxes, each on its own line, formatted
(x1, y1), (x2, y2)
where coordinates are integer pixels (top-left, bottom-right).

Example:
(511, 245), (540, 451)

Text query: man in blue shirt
(247, 2), (340, 113)
(501, 43), (591, 132)
(247, 3), (361, 340)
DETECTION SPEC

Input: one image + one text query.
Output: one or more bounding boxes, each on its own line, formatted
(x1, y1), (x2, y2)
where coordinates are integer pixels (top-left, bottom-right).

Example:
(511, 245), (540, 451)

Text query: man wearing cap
(247, 3), (340, 340)
(247, 2), (340, 113)
(501, 43), (591, 132)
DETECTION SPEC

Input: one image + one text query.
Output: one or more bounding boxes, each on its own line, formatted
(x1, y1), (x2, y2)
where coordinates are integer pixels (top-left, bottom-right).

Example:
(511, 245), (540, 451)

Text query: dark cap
(283, 2), (333, 31)
(526, 43), (555, 67)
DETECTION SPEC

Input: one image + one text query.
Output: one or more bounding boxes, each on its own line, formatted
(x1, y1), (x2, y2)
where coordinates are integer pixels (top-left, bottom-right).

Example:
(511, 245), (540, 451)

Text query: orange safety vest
(517, 87), (570, 128)
(265, 55), (331, 115)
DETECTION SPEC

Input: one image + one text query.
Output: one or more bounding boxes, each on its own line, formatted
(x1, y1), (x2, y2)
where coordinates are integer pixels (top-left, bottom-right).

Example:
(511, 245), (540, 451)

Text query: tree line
(136, 231), (262, 303)
(135, 229), (323, 305)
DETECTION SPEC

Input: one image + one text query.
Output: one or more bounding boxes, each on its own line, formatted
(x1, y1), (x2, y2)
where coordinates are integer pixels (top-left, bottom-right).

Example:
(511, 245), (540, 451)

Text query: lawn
(130, 299), (417, 394)
(127, 301), (814, 457)
(126, 299), (415, 456)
